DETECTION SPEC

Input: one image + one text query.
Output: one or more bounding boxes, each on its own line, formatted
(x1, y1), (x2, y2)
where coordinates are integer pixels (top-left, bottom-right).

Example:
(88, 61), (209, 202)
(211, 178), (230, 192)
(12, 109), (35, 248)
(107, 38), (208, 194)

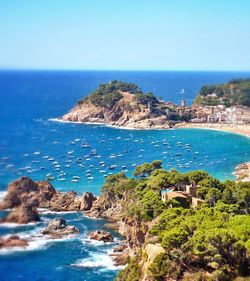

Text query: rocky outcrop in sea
(1, 204), (40, 224)
(0, 176), (96, 212)
(0, 235), (28, 249)
(88, 230), (114, 242)
(41, 218), (79, 238)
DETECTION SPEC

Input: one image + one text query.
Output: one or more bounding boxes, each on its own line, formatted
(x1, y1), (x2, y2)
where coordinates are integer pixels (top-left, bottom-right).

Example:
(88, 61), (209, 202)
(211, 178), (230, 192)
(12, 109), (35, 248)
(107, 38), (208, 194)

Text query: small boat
(58, 178), (66, 181)
(82, 143), (90, 148)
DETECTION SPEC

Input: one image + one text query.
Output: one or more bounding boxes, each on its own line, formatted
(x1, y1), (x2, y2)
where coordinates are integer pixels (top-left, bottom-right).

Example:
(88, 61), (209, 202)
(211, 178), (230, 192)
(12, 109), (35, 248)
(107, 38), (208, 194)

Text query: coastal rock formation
(49, 191), (81, 211)
(79, 192), (97, 211)
(88, 230), (114, 242)
(85, 189), (124, 220)
(119, 217), (148, 248)
(141, 244), (165, 281)
(110, 243), (129, 266)
(1, 204), (40, 224)
(0, 235), (28, 249)
(60, 81), (169, 129)
(86, 189), (148, 248)
(41, 218), (79, 238)
(234, 162), (250, 182)
(0, 176), (56, 209)
(0, 176), (97, 212)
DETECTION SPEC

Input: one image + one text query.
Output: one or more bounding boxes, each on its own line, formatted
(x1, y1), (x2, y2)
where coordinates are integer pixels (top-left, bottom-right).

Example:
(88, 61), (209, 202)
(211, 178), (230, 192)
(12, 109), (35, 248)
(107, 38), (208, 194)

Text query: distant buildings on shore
(191, 104), (250, 124)
(162, 98), (250, 125)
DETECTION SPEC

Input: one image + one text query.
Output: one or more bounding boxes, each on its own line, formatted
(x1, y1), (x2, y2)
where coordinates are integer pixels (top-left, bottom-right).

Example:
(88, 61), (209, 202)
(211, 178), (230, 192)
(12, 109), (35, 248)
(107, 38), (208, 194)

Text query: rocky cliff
(60, 81), (169, 129)
(234, 162), (250, 182)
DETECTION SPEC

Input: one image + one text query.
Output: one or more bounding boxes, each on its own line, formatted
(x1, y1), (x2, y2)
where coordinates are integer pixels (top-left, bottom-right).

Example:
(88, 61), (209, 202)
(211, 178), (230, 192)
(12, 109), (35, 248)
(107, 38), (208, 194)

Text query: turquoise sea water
(0, 71), (250, 280)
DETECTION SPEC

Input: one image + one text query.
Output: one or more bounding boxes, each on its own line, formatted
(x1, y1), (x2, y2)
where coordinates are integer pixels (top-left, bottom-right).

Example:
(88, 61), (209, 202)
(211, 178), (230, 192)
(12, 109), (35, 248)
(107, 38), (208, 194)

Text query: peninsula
(60, 80), (169, 129)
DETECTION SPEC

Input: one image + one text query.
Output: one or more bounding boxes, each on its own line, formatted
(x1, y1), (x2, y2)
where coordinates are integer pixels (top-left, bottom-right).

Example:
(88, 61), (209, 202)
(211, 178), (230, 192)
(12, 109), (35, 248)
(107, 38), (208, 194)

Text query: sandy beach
(175, 123), (250, 138)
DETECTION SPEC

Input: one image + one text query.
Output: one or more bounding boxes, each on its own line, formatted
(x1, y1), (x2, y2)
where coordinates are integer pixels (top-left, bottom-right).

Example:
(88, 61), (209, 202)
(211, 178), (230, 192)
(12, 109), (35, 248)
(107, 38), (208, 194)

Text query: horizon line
(0, 68), (250, 72)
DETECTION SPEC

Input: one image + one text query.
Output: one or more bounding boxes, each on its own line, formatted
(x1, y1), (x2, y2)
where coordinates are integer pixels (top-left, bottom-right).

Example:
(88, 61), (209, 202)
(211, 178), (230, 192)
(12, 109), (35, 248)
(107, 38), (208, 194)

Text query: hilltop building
(161, 183), (204, 207)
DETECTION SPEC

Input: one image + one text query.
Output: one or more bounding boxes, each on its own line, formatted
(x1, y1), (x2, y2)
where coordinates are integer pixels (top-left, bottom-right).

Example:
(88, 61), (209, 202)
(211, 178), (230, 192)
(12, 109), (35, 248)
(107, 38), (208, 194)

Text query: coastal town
(166, 99), (250, 125)
(61, 79), (250, 137)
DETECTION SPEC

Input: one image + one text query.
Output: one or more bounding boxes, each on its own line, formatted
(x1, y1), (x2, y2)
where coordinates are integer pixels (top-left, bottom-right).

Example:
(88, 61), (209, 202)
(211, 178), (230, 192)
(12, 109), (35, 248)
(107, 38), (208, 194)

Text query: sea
(0, 70), (250, 281)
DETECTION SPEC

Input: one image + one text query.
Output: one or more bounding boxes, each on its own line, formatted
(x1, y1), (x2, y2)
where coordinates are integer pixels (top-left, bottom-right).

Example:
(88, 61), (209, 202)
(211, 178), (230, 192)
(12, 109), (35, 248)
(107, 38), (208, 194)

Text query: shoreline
(48, 118), (168, 131)
(175, 122), (250, 138)
(50, 118), (250, 138)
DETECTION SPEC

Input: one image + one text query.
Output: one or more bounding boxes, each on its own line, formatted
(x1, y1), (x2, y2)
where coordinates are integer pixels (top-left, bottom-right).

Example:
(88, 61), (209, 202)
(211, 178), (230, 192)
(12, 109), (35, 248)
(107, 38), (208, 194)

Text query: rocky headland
(0, 162), (249, 280)
(83, 163), (250, 280)
(60, 80), (169, 129)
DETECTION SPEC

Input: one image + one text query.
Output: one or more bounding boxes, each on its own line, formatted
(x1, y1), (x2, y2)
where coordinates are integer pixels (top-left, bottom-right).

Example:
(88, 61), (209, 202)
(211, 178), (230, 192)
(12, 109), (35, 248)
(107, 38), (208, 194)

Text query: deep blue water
(0, 71), (250, 280)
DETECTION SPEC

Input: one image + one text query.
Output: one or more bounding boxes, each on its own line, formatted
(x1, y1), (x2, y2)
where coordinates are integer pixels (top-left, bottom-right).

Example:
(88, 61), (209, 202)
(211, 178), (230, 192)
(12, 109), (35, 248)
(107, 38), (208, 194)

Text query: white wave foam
(0, 239), (48, 255)
(71, 252), (125, 271)
(38, 209), (79, 215)
(0, 221), (39, 228)
(0, 191), (7, 201)
(48, 118), (143, 131)
(0, 229), (78, 256)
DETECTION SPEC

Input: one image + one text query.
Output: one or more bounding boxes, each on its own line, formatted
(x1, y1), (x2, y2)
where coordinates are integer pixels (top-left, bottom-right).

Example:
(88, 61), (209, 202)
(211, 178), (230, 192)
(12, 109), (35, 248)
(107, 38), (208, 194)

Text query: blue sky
(0, 0), (250, 70)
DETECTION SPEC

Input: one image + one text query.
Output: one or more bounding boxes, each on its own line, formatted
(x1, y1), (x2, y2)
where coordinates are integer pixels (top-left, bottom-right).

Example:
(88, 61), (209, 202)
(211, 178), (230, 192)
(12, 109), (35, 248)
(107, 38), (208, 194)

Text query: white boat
(58, 178), (66, 181)
(82, 143), (90, 148)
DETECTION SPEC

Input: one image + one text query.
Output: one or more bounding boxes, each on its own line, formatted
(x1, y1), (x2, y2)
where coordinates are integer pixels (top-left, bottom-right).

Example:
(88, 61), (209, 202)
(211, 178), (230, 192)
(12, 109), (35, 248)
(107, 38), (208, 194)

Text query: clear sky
(0, 0), (250, 71)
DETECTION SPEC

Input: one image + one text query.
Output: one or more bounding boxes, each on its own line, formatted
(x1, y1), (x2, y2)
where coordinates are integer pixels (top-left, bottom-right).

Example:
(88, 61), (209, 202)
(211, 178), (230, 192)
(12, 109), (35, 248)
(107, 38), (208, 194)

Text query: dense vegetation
(101, 161), (250, 280)
(194, 78), (250, 107)
(77, 80), (159, 109)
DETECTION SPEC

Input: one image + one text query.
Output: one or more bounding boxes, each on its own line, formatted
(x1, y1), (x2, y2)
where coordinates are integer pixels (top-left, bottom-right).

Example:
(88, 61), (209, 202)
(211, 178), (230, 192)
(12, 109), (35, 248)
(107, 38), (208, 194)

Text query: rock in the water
(41, 218), (79, 238)
(0, 235), (28, 249)
(49, 191), (80, 211)
(0, 176), (56, 209)
(1, 204), (40, 224)
(79, 192), (97, 211)
(88, 230), (114, 242)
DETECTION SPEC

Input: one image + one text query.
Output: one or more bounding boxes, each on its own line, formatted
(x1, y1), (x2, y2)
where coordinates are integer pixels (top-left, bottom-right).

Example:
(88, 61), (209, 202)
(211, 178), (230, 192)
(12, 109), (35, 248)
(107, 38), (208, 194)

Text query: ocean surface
(0, 70), (250, 280)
